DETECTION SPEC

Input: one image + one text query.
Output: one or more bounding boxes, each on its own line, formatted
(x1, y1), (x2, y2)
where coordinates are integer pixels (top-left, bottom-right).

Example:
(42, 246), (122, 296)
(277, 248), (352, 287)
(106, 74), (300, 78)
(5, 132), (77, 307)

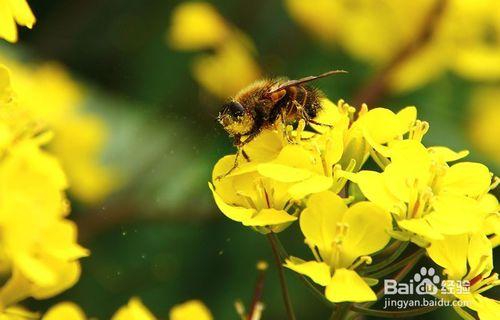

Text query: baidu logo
(384, 267), (441, 295)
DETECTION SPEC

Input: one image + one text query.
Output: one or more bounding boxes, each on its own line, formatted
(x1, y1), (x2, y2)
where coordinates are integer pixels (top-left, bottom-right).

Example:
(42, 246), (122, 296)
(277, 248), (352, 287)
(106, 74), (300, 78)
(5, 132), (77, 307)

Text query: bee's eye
(223, 101), (245, 118)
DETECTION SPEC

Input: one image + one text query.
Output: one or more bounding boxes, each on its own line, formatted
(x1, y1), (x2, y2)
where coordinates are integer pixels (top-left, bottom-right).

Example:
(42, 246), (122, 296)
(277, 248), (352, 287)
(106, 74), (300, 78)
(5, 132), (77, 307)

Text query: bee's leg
(215, 134), (259, 180)
(308, 119), (333, 128)
(241, 149), (250, 162)
(215, 150), (240, 180)
(292, 100), (332, 128)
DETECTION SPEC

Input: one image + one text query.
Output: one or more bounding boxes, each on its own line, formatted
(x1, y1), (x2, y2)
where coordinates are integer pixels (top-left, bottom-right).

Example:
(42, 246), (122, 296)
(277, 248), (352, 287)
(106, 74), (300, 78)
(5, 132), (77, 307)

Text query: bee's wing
(268, 70), (347, 94)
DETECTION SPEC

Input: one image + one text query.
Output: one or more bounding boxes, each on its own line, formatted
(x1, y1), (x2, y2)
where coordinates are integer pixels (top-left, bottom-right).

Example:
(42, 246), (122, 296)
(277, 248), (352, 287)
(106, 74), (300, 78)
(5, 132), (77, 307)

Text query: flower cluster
(0, 65), (89, 316)
(285, 0), (500, 92)
(167, 2), (261, 99)
(210, 98), (499, 319)
(0, 53), (118, 204)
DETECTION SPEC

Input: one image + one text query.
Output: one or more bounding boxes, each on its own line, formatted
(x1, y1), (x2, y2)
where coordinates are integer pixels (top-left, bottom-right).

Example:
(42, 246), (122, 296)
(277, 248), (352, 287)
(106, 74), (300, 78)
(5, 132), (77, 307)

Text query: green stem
(368, 248), (425, 305)
(363, 241), (409, 273)
(330, 303), (351, 320)
(452, 305), (476, 320)
(273, 234), (336, 309)
(267, 233), (296, 320)
(351, 304), (439, 318)
(367, 249), (425, 279)
(299, 272), (336, 309)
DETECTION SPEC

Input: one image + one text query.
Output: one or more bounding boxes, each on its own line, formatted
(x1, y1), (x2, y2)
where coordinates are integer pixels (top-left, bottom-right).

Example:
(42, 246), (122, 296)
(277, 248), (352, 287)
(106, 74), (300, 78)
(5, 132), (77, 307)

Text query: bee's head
(217, 101), (254, 136)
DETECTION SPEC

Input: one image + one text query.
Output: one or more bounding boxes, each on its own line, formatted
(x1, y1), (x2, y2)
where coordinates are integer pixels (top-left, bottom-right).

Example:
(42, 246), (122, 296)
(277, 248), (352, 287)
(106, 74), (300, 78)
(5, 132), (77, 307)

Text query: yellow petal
(397, 218), (443, 241)
(300, 191), (346, 254)
(428, 146), (469, 162)
(10, 0), (36, 28)
(341, 201), (392, 265)
(242, 208), (297, 227)
(208, 182), (255, 223)
(358, 108), (403, 144)
(284, 257), (331, 286)
(15, 254), (57, 287)
(112, 297), (156, 320)
(441, 162), (491, 197)
(325, 268), (376, 303)
(41, 220), (89, 260)
(426, 235), (468, 280)
(0, 1), (17, 42)
(169, 300), (212, 320)
(31, 260), (81, 299)
(242, 130), (284, 163)
(466, 233), (493, 280)
(347, 171), (400, 212)
(427, 195), (484, 235)
(395, 106), (417, 130)
(472, 295), (500, 320)
(288, 175), (332, 199)
(258, 163), (311, 182)
(43, 302), (86, 320)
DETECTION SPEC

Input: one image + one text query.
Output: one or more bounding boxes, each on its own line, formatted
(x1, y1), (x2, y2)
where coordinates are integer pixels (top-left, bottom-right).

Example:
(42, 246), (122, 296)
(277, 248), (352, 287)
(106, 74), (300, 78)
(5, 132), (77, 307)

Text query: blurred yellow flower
(192, 37), (262, 99)
(467, 88), (500, 164)
(285, 191), (392, 302)
(0, 0), (35, 43)
(43, 302), (86, 320)
(285, 0), (500, 92)
(112, 297), (156, 320)
(168, 2), (261, 98)
(284, 0), (340, 43)
(168, 2), (229, 50)
(169, 300), (213, 320)
(0, 65), (88, 308)
(1, 54), (117, 204)
(43, 298), (213, 320)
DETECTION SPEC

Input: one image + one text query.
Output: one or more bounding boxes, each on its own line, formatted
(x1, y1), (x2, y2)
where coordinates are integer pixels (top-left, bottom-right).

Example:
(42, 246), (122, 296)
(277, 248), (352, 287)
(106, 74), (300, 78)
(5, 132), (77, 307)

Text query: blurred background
(3, 0), (499, 318)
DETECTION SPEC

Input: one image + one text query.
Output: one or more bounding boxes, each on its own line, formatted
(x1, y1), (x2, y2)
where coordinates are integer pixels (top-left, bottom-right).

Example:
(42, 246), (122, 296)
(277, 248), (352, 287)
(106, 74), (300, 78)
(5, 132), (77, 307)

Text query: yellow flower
(112, 297), (156, 320)
(0, 138), (88, 307)
(285, 0), (500, 92)
(0, 0), (35, 43)
(354, 106), (417, 154)
(209, 154), (298, 233)
(1, 54), (117, 204)
(427, 233), (500, 320)
(0, 65), (88, 308)
(192, 37), (261, 99)
(345, 139), (494, 245)
(284, 0), (340, 43)
(169, 300), (213, 320)
(168, 2), (261, 98)
(467, 88), (500, 164)
(168, 2), (229, 50)
(285, 191), (392, 302)
(43, 302), (86, 320)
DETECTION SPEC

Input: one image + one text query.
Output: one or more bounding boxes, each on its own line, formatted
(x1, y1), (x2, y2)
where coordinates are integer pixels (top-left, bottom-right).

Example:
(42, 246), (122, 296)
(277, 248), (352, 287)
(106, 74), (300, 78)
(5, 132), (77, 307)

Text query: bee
(216, 70), (347, 178)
